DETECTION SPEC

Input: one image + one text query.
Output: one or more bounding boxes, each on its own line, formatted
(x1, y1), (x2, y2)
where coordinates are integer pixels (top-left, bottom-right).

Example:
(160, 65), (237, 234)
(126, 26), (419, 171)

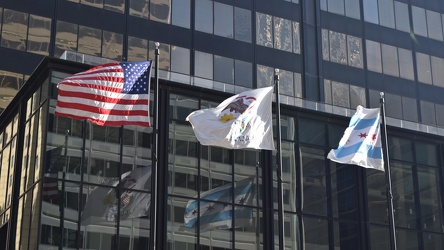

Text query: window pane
(256, 64), (273, 88)
(303, 217), (329, 249)
(195, 0), (213, 34)
(369, 226), (391, 249)
(329, 31), (347, 64)
(214, 55), (234, 84)
(437, 104), (444, 127)
(394, 1), (409, 32)
(416, 52), (432, 84)
(381, 44), (399, 77)
(388, 136), (413, 162)
(328, 0), (344, 15)
(332, 81), (349, 107)
(345, 0), (360, 19)
(331, 166), (358, 220)
(27, 15), (51, 56)
(129, 0), (149, 18)
(298, 118), (326, 146)
(234, 7), (251, 43)
(104, 0), (124, 13)
(301, 147), (327, 215)
(322, 29), (329, 60)
(55, 21), (78, 58)
(378, 0), (395, 28)
(347, 35), (363, 68)
(366, 40), (382, 73)
(294, 73), (302, 98)
(402, 96), (418, 122)
(398, 48), (414, 80)
(293, 22), (301, 54)
(350, 85), (366, 108)
(324, 79), (332, 104)
(278, 69), (294, 96)
(234, 60), (252, 88)
(416, 142), (437, 166)
(431, 56), (444, 88)
(214, 2), (233, 38)
(385, 93), (402, 119)
(127, 36), (148, 61)
(149, 41), (170, 70)
(82, 0), (103, 8)
(150, 0), (171, 24)
(1, 9), (28, 51)
(426, 10), (443, 41)
(397, 229), (418, 250)
(171, 46), (190, 74)
(194, 51), (213, 79)
(102, 31), (122, 60)
(392, 163), (416, 229)
(78, 26), (101, 57)
(423, 233), (444, 250)
(274, 17), (292, 52)
(420, 101), (436, 126)
(363, 0), (379, 24)
(172, 0), (190, 28)
(256, 13), (273, 48)
(412, 6), (428, 37)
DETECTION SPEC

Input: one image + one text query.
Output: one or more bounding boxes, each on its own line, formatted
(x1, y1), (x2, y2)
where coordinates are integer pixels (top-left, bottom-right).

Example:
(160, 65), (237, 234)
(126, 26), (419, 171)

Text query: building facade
(0, 0), (444, 249)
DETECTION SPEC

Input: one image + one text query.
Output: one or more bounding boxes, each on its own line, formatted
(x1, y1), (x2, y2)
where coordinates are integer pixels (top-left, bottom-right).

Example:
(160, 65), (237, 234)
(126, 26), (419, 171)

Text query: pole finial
(380, 92), (384, 98)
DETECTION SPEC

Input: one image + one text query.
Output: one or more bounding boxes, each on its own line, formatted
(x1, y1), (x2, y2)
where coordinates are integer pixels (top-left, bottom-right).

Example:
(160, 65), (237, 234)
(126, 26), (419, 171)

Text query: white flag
(186, 86), (275, 150)
(181, 176), (255, 232)
(327, 105), (384, 171)
(81, 167), (151, 224)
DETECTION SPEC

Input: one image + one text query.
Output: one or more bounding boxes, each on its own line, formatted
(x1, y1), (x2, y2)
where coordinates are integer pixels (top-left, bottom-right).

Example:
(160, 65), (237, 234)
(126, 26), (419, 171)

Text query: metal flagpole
(59, 129), (69, 250)
(150, 42), (160, 250)
(380, 92), (397, 250)
(274, 69), (285, 250)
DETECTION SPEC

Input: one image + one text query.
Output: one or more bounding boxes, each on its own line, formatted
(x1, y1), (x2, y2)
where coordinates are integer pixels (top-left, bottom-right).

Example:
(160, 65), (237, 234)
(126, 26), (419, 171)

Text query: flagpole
(59, 129), (69, 250)
(274, 69), (285, 250)
(150, 42), (160, 250)
(380, 92), (397, 250)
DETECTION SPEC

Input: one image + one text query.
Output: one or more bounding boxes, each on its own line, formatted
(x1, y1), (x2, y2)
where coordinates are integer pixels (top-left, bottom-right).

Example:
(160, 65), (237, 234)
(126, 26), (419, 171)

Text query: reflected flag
(181, 176), (255, 232)
(42, 145), (64, 201)
(81, 167), (151, 224)
(327, 105), (384, 171)
(55, 61), (152, 127)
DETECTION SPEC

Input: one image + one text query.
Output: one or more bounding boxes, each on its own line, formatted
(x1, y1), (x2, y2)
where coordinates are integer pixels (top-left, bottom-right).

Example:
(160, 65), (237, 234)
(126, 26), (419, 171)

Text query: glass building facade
(0, 0), (444, 249)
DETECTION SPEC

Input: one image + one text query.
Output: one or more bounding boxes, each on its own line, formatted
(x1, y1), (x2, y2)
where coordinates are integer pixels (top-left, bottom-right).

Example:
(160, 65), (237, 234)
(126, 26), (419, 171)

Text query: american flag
(55, 61), (152, 127)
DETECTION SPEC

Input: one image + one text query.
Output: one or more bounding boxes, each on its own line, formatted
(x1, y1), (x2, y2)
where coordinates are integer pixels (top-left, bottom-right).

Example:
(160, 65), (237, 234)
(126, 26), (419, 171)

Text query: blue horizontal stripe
(350, 115), (379, 130)
(333, 141), (382, 159)
(185, 182), (253, 213)
(183, 208), (252, 229)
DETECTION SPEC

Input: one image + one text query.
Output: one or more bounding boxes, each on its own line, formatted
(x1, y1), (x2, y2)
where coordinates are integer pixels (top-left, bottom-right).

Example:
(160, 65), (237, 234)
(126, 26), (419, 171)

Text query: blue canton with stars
(120, 61), (151, 94)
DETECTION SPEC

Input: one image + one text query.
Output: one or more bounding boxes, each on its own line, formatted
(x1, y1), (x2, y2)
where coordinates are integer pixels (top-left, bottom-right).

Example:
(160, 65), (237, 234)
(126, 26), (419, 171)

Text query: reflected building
(0, 0), (444, 249)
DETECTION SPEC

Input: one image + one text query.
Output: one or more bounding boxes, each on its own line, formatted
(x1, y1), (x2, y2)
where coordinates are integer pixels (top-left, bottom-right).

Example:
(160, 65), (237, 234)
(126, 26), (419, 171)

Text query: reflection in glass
(378, 0), (395, 28)
(394, 2), (409, 32)
(127, 36), (148, 61)
(350, 85), (366, 108)
(427, 10), (443, 41)
(150, 0), (171, 24)
(102, 31), (123, 60)
(328, 0), (344, 15)
(385, 93), (403, 120)
(82, 0), (103, 8)
(298, 118), (326, 146)
(329, 31), (346, 65)
(331, 165), (357, 220)
(363, 0), (379, 24)
(104, 0), (124, 13)
(1, 9), (28, 51)
(431, 56), (444, 88)
(214, 55), (234, 84)
(303, 216), (328, 249)
(256, 64), (273, 88)
(54, 21), (78, 57)
(321, 29), (329, 60)
(149, 41), (170, 70)
(417, 167), (442, 232)
(171, 46), (190, 75)
(129, 0), (149, 18)
(397, 229), (418, 250)
(292, 22), (301, 54)
(274, 17), (292, 52)
(369, 226), (390, 250)
(278, 69), (294, 96)
(345, 0), (360, 19)
(402, 96), (418, 122)
(78, 26), (101, 57)
(332, 81), (349, 108)
(27, 15), (51, 55)
(333, 220), (359, 249)
(420, 101), (436, 126)
(347, 35), (363, 68)
(256, 13), (273, 48)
